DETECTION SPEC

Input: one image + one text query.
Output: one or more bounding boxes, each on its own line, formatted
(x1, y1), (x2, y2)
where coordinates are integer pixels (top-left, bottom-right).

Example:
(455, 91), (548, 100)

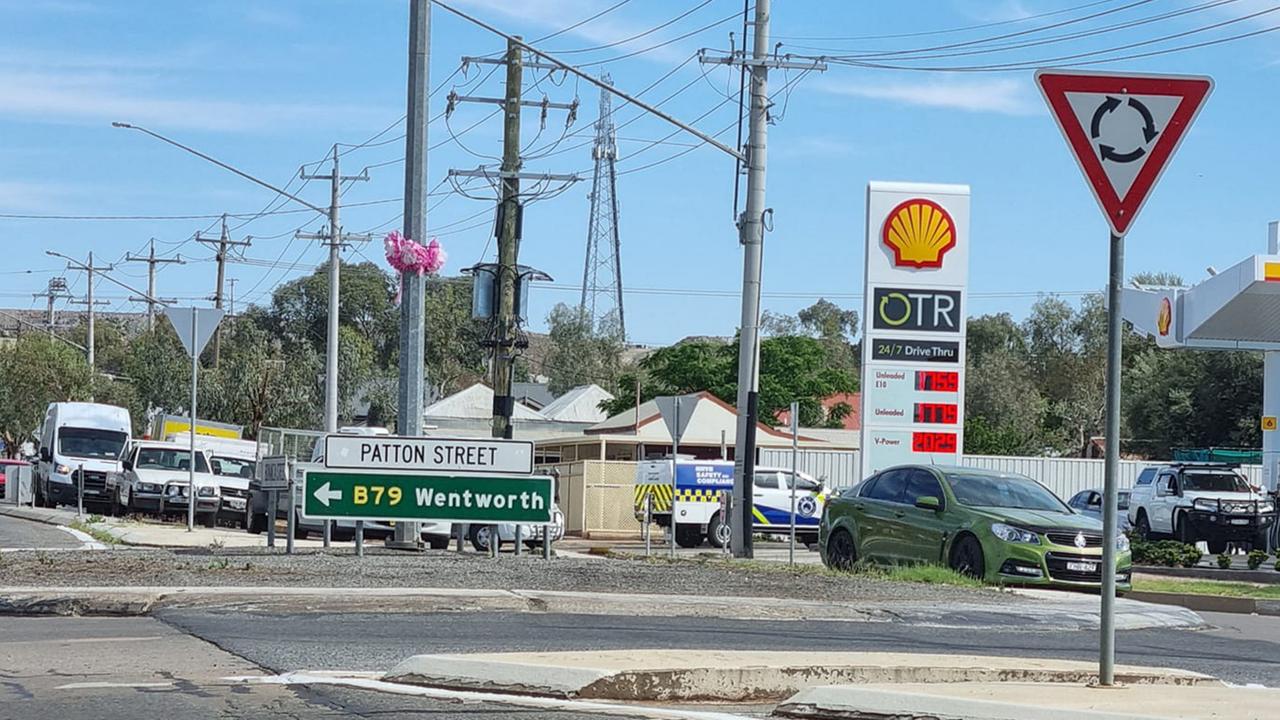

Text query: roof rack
(1165, 461), (1241, 469)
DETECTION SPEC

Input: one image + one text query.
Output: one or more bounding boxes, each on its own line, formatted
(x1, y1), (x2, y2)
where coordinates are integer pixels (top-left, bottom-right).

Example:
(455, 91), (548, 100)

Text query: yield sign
(163, 306), (225, 358)
(1036, 69), (1212, 237)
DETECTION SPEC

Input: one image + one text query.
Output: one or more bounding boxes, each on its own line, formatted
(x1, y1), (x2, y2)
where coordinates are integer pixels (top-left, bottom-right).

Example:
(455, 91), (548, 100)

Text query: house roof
(775, 392), (862, 431)
(585, 391), (825, 446)
(424, 383), (547, 420)
(539, 384), (615, 423)
(512, 382), (555, 410)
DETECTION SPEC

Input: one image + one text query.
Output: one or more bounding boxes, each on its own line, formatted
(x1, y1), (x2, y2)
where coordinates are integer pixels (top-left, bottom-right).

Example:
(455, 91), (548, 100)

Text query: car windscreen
(211, 456), (255, 478)
(135, 448), (211, 474)
(946, 472), (1069, 512)
(1181, 471), (1249, 493)
(58, 428), (128, 460)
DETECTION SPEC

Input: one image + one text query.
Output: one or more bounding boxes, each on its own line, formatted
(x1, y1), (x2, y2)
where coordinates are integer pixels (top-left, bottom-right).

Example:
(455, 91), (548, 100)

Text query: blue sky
(2, 0), (1279, 347)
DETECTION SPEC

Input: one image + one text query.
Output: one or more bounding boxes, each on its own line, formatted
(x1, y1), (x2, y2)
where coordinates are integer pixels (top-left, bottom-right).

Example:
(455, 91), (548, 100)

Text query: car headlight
(166, 485), (182, 496)
(1117, 534), (1130, 552)
(56, 464), (72, 475)
(1193, 498), (1218, 511)
(1261, 500), (1276, 513)
(198, 486), (217, 497)
(138, 482), (160, 493)
(991, 523), (1040, 544)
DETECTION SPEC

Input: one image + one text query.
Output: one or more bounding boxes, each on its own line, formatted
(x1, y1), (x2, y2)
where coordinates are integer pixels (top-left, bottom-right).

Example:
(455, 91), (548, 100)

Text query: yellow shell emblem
(1157, 297), (1172, 336)
(882, 198), (957, 269)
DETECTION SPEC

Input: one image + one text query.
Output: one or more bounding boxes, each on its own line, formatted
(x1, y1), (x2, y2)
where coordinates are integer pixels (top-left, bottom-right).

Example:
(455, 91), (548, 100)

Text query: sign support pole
(789, 401), (798, 566)
(1100, 231), (1124, 686)
(266, 489), (277, 548)
(188, 307), (198, 533)
(669, 398), (680, 559)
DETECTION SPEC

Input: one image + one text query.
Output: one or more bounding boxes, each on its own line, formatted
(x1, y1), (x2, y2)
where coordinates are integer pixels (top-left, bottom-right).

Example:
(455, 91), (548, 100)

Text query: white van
(633, 459), (829, 549)
(35, 402), (132, 510)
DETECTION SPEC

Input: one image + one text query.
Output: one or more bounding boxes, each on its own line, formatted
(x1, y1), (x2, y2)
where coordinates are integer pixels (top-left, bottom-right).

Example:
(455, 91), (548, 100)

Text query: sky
(3, 0), (1280, 348)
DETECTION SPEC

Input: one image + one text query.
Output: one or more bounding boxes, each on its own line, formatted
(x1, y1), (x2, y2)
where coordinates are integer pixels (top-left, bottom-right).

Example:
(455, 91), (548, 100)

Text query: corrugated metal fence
(760, 448), (1263, 501)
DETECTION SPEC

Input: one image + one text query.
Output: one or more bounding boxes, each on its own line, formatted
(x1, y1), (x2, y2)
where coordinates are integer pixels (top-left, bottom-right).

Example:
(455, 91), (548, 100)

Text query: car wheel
(1208, 538), (1228, 555)
(292, 512), (309, 539)
(201, 513), (217, 529)
(705, 512), (730, 549)
(469, 524), (494, 552)
(427, 537), (450, 550)
(1175, 513), (1195, 544)
(247, 511), (265, 534)
(1251, 530), (1269, 553)
(949, 535), (986, 580)
(1135, 513), (1152, 542)
(824, 529), (856, 571)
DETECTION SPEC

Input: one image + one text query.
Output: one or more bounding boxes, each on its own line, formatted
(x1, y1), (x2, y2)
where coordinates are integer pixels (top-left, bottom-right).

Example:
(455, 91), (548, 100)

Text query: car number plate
(1067, 561), (1098, 573)
(1230, 518), (1250, 525)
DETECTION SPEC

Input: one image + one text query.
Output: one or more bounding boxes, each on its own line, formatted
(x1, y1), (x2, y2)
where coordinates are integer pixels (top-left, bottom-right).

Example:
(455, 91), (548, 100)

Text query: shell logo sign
(882, 198), (957, 269)
(1156, 297), (1172, 337)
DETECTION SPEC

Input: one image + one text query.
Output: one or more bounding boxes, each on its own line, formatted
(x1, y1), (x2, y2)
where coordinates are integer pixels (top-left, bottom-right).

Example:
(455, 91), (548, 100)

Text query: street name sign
(301, 470), (553, 524)
(322, 434), (533, 475)
(1035, 70), (1212, 237)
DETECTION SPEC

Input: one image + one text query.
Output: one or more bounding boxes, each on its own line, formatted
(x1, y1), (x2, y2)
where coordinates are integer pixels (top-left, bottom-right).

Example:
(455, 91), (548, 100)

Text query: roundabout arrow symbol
(1089, 95), (1158, 164)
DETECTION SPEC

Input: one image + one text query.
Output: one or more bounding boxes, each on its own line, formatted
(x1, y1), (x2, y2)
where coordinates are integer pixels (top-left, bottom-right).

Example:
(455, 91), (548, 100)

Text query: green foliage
(1131, 539), (1203, 568)
(543, 304), (625, 395)
(1217, 553), (1233, 569)
(423, 276), (487, 400)
(1274, 559), (1280, 572)
(0, 334), (93, 456)
(1247, 549), (1269, 570)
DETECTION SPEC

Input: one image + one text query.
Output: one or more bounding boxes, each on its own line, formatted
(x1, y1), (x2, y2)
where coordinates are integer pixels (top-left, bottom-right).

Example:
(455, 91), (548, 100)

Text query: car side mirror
(40, 448), (51, 462)
(122, 459), (133, 471)
(915, 495), (941, 512)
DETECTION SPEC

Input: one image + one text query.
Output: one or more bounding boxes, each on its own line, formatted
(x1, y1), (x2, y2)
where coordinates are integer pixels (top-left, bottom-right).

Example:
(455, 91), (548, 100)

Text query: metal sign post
(789, 401), (799, 566)
(266, 490), (277, 548)
(77, 463), (84, 518)
(187, 307), (197, 532)
(162, 305), (225, 533)
(1036, 68), (1212, 688)
(644, 493), (653, 556)
(669, 397), (680, 559)
(286, 478), (296, 555)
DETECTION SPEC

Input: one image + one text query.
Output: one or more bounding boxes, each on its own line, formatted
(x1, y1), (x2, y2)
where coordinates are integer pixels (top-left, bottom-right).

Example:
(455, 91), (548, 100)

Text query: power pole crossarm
(125, 239), (184, 332)
(195, 216), (251, 364)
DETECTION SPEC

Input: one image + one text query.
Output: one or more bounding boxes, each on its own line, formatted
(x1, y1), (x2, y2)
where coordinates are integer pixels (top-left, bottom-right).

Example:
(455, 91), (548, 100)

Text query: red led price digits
(913, 402), (958, 425)
(912, 432), (957, 453)
(915, 370), (959, 392)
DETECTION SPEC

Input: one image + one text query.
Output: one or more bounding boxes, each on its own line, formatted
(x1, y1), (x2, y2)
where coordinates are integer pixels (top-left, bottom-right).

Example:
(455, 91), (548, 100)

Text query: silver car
(1068, 488), (1133, 534)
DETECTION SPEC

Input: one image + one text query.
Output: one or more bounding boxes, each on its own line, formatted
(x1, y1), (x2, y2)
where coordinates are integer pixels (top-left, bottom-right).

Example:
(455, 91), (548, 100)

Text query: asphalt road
(158, 608), (1280, 688)
(0, 514), (82, 550)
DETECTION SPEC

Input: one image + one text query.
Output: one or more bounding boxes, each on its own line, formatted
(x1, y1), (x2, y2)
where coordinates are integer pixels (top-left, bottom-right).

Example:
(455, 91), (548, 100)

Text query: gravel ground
(0, 547), (1014, 604)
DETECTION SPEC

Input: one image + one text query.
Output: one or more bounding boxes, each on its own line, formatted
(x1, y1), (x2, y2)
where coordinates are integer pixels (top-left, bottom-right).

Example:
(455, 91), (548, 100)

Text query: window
(1135, 468), (1157, 486)
(784, 473), (820, 492)
(904, 469), (943, 507)
(1087, 492), (1102, 508)
(212, 456), (255, 479)
(58, 428), (128, 460)
(1068, 492), (1088, 509)
(865, 469), (908, 504)
(134, 447), (211, 474)
(946, 471), (1069, 512)
(858, 476), (880, 499)
(1156, 473), (1176, 497)
(1181, 471), (1250, 493)
(753, 472), (780, 490)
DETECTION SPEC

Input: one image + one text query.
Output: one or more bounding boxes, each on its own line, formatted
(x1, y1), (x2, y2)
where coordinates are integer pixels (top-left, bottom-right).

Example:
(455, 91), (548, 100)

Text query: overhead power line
(772, 0), (1126, 42)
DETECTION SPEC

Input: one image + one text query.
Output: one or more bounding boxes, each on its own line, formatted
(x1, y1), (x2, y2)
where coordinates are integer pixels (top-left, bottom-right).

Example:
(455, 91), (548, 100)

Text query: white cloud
(0, 180), (75, 213)
(455, 0), (692, 63)
(816, 77), (1037, 116)
(0, 69), (393, 133)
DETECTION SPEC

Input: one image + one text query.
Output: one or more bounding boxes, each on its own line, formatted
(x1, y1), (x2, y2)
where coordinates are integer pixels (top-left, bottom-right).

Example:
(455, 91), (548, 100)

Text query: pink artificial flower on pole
(384, 230), (447, 304)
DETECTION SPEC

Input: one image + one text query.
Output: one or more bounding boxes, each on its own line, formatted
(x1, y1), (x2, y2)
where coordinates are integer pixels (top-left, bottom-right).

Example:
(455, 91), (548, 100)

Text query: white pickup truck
(1128, 462), (1276, 553)
(115, 440), (222, 527)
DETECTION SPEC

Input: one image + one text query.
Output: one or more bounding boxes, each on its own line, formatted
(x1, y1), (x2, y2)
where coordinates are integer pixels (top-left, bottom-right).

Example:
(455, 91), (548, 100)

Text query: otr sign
(871, 288), (962, 333)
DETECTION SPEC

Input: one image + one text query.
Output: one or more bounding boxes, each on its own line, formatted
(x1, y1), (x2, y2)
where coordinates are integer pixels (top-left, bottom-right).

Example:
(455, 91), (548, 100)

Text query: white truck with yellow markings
(633, 459), (828, 549)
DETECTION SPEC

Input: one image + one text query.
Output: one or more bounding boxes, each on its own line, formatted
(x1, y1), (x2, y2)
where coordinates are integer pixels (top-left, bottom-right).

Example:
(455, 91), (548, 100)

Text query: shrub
(1247, 549), (1269, 571)
(1131, 539), (1202, 568)
(1217, 554), (1233, 569)
(1274, 559), (1280, 572)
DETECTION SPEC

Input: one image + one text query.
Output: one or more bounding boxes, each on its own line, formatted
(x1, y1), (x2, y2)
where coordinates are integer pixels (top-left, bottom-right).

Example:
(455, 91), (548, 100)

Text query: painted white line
(56, 524), (107, 550)
(3, 636), (169, 647)
(233, 672), (758, 720)
(55, 681), (175, 690)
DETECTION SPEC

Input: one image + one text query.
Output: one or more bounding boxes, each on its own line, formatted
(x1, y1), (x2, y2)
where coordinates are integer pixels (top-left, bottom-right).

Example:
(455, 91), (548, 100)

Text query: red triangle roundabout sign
(1035, 69), (1212, 237)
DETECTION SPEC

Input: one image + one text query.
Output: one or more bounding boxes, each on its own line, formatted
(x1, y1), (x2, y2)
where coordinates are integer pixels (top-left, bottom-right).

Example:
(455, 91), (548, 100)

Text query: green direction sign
(301, 470), (553, 524)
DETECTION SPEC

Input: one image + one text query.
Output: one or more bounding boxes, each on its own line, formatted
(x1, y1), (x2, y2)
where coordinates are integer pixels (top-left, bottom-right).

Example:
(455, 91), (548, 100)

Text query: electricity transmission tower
(579, 73), (624, 339)
(33, 276), (71, 336)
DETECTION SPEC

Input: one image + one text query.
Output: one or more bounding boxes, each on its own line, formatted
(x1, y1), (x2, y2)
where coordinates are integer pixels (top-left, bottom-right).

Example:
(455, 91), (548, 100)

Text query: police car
(633, 459), (828, 548)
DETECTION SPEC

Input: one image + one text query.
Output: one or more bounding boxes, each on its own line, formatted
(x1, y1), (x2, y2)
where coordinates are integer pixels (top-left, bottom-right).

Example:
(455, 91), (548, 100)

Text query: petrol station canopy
(1125, 254), (1280, 351)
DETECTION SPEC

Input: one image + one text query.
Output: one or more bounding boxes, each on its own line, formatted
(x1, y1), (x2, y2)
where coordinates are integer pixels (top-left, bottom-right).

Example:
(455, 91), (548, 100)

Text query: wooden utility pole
(492, 37), (524, 440)
(196, 216), (250, 364)
(126, 239), (183, 332)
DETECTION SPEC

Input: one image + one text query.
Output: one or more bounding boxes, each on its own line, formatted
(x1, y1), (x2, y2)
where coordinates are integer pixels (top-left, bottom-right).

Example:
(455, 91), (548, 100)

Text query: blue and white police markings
(797, 495), (818, 518)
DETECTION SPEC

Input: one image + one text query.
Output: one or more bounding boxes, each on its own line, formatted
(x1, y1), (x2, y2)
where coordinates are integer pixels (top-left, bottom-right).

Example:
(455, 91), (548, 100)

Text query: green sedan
(820, 465), (1132, 589)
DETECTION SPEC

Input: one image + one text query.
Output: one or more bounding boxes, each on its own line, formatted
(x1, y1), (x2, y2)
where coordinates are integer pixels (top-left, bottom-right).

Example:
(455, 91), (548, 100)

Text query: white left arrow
(314, 481), (343, 507)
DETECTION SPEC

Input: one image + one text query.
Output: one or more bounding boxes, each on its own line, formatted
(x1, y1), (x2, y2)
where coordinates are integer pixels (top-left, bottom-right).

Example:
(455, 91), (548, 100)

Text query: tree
(0, 335), (93, 456)
(267, 260), (398, 361)
(964, 347), (1049, 455)
(423, 276), (487, 400)
(798, 298), (859, 371)
(543, 304), (625, 395)
(1022, 296), (1107, 456)
(966, 313), (1024, 362)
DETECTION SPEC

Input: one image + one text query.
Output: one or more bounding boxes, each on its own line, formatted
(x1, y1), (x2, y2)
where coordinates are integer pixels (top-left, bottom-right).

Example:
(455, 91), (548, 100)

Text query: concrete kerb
(382, 650), (1218, 703)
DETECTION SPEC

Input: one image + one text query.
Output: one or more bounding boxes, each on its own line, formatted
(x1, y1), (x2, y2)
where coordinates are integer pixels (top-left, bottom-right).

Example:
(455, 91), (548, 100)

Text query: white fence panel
(761, 448), (1262, 501)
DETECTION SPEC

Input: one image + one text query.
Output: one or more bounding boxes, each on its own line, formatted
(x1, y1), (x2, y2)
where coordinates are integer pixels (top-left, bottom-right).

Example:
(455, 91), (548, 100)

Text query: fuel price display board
(860, 182), (969, 476)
